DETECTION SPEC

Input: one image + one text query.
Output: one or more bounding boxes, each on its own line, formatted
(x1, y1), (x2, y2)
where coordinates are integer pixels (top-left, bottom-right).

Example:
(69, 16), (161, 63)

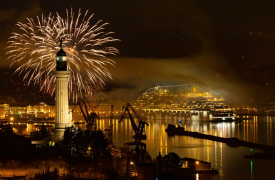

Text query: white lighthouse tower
(53, 38), (73, 140)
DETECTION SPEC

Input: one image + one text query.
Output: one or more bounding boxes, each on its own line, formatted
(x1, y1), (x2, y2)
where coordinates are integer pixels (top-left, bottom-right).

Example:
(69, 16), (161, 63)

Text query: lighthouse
(53, 38), (73, 139)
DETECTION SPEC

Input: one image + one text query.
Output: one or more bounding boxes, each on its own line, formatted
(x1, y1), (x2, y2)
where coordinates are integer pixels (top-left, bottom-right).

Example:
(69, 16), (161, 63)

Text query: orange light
(196, 161), (199, 164)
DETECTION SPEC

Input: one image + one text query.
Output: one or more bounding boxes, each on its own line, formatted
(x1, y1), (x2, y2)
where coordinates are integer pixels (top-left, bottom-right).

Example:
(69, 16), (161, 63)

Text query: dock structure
(166, 126), (275, 152)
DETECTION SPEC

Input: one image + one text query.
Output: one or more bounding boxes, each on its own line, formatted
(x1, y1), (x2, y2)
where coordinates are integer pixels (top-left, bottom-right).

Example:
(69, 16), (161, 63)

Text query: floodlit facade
(1, 100), (128, 121)
(53, 45), (73, 130)
(4, 103), (55, 119)
(0, 106), (5, 119)
(53, 71), (71, 128)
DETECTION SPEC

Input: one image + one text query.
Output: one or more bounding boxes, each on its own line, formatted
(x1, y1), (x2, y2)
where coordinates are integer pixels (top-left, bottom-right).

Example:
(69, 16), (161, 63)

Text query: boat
(210, 107), (241, 122)
(211, 108), (233, 117)
(207, 117), (242, 123)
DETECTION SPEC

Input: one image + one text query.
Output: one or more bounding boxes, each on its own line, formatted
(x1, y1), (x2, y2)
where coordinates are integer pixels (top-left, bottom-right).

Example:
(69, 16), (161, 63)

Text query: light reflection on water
(10, 113), (275, 180)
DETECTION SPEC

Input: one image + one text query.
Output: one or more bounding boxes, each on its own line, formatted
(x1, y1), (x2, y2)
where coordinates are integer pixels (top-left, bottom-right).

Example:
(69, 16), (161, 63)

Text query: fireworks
(6, 9), (119, 99)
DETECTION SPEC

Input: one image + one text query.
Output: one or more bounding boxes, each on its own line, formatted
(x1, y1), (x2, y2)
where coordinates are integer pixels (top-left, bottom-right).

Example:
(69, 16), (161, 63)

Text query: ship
(210, 107), (242, 122)
(134, 84), (229, 114)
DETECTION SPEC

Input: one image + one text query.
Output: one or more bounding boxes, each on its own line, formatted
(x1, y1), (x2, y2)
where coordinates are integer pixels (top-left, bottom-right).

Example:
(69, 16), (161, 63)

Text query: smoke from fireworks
(6, 9), (119, 100)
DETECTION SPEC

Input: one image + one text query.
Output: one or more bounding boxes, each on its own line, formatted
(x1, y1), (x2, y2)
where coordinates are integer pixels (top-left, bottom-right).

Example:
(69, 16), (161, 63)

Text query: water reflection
(7, 114), (275, 180)
(251, 160), (253, 180)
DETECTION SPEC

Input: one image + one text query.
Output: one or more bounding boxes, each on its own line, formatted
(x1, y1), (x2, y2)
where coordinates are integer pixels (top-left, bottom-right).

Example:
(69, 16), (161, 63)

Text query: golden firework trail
(6, 9), (119, 100)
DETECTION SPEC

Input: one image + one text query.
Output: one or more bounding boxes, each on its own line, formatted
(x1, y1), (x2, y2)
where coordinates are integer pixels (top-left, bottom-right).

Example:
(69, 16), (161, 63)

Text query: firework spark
(6, 9), (119, 100)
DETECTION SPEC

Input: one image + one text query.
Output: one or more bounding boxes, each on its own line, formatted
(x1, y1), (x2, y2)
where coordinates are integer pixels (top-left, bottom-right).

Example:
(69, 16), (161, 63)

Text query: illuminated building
(0, 106), (5, 119)
(33, 102), (55, 118)
(53, 41), (73, 139)
(3, 103), (55, 119)
(0, 104), (9, 117)
(0, 100), (126, 121)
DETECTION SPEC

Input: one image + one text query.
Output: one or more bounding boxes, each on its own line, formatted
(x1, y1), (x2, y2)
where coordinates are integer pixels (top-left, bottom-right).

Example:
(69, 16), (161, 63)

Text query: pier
(166, 125), (275, 152)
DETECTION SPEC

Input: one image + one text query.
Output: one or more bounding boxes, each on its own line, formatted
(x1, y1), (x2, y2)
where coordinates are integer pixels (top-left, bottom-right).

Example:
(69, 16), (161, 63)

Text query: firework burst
(6, 9), (119, 100)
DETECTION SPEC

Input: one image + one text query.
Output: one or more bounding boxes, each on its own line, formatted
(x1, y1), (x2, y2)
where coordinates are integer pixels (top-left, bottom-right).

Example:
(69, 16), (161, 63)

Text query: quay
(0, 119), (55, 124)
(166, 125), (275, 152)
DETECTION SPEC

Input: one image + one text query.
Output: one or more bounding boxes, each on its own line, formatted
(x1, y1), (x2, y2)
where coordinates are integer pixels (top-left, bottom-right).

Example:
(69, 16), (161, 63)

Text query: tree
(63, 128), (110, 159)
(30, 125), (50, 141)
(89, 130), (110, 160)
(0, 121), (13, 134)
(31, 168), (59, 180)
(40, 125), (50, 140)
(61, 127), (75, 157)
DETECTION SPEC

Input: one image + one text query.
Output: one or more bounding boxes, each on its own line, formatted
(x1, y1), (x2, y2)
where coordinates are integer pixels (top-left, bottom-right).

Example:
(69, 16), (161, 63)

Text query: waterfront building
(0, 104), (10, 119)
(0, 106), (5, 119)
(0, 99), (129, 122)
(5, 105), (27, 119)
(33, 102), (55, 118)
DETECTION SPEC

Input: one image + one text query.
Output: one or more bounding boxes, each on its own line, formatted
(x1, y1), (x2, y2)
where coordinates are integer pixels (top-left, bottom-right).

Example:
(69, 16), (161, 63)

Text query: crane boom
(78, 99), (90, 123)
(84, 96), (93, 112)
(120, 103), (149, 150)
(77, 97), (100, 130)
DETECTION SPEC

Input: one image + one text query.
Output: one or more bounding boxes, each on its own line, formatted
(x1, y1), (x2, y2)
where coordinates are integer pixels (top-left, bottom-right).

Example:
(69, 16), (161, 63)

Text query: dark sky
(1, 0), (275, 105)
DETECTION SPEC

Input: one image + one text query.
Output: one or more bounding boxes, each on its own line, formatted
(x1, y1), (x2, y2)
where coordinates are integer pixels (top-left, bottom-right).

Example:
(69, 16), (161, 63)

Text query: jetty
(166, 124), (275, 152)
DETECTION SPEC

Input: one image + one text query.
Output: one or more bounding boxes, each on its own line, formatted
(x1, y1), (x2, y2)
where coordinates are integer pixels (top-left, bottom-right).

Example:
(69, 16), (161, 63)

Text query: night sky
(1, 0), (275, 105)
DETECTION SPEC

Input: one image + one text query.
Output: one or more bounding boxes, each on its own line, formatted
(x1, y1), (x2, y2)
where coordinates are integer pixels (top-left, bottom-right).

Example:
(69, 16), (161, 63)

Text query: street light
(196, 161), (199, 165)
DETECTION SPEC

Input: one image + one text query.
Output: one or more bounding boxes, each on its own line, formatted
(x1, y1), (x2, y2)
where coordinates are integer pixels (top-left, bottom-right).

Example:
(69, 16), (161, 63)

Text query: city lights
(0, 1), (275, 180)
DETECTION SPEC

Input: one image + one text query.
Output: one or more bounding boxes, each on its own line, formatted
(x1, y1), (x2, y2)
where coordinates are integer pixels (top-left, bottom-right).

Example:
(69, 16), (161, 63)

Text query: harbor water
(11, 112), (275, 180)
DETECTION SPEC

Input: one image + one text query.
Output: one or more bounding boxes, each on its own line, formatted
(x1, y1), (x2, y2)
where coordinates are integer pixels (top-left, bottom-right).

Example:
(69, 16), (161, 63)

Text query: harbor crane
(120, 103), (149, 150)
(77, 97), (101, 130)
